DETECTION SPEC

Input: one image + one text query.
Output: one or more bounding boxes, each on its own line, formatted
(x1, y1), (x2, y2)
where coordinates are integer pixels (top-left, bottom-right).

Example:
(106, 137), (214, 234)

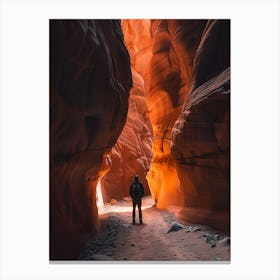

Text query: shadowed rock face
(171, 20), (230, 231)
(50, 20), (132, 260)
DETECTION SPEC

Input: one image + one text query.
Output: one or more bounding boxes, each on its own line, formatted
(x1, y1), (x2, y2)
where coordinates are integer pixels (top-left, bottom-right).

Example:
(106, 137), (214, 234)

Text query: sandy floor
(79, 196), (230, 262)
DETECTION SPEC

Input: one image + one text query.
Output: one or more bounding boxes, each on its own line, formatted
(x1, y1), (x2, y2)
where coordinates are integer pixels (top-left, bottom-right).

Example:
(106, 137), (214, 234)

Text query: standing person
(129, 175), (144, 224)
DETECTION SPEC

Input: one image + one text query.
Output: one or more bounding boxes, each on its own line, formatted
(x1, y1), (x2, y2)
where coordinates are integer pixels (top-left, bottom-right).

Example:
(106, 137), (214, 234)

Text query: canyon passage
(79, 196), (230, 261)
(50, 19), (230, 261)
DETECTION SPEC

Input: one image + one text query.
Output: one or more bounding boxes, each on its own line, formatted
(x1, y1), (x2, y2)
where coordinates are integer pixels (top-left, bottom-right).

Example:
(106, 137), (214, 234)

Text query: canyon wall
(146, 20), (207, 208)
(171, 20), (230, 231)
(121, 19), (230, 231)
(121, 20), (152, 95)
(100, 20), (154, 203)
(50, 20), (132, 259)
(101, 67), (153, 201)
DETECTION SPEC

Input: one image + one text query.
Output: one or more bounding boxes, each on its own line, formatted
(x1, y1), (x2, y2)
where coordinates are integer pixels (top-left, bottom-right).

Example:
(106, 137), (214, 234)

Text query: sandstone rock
(50, 19), (230, 260)
(167, 222), (185, 233)
(121, 20), (230, 233)
(201, 234), (216, 243)
(171, 20), (230, 232)
(220, 237), (230, 246)
(121, 19), (153, 95)
(193, 226), (201, 232)
(214, 234), (221, 240)
(101, 67), (153, 202)
(210, 240), (216, 248)
(146, 20), (206, 209)
(50, 20), (132, 260)
(119, 20), (212, 212)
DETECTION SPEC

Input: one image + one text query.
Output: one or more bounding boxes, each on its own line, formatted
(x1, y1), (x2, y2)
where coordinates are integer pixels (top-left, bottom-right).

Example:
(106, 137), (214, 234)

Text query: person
(129, 175), (144, 224)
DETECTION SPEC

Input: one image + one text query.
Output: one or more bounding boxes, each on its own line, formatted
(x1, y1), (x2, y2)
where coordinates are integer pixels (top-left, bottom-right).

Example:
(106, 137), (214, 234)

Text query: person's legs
(138, 200), (142, 223)
(132, 200), (136, 223)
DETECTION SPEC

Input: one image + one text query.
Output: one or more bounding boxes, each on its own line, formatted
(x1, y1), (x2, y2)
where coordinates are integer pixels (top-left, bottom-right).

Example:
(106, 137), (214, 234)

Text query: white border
(1, 0), (279, 279)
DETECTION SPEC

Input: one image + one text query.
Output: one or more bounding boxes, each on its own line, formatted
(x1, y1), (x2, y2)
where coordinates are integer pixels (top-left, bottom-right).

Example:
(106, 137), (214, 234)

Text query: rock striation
(50, 20), (132, 259)
(122, 19), (230, 231)
(101, 67), (153, 201)
(50, 19), (231, 261)
(171, 20), (230, 231)
(146, 20), (207, 208)
(100, 20), (154, 202)
(121, 20), (152, 94)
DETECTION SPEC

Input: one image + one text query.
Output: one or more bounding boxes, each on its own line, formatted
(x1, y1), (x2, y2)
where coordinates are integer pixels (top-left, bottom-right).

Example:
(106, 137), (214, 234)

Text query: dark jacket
(129, 181), (144, 201)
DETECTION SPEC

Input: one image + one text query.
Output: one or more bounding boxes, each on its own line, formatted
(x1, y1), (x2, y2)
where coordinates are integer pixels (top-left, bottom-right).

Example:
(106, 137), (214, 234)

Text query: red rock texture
(171, 20), (230, 231)
(146, 20), (207, 208)
(121, 20), (152, 94)
(50, 20), (132, 259)
(99, 20), (153, 203)
(50, 19), (230, 261)
(122, 19), (230, 232)
(101, 67), (153, 201)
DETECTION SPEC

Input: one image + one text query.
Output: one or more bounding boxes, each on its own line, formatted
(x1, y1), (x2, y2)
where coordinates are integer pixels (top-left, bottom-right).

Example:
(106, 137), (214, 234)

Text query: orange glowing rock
(121, 19), (152, 95)
(122, 19), (230, 232)
(146, 20), (206, 209)
(99, 20), (153, 203)
(101, 67), (153, 202)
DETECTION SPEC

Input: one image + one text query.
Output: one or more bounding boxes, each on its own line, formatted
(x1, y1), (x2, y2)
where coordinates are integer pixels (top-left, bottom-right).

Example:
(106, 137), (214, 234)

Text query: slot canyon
(50, 19), (230, 260)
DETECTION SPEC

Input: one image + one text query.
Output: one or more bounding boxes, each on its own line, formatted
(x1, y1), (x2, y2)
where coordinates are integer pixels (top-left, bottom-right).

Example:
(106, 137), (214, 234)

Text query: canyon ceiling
(50, 19), (230, 260)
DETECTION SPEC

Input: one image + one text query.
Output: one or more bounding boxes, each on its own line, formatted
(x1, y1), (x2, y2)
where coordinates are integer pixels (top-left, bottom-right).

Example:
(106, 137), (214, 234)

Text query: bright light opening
(96, 180), (104, 212)
(98, 196), (154, 215)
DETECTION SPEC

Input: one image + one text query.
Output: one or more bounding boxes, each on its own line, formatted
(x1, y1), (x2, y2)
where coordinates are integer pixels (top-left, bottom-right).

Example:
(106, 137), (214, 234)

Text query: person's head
(134, 175), (139, 182)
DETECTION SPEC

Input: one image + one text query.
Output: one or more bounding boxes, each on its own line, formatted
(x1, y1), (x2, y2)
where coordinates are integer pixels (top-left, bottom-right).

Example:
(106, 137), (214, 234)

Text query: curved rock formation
(121, 19), (152, 95)
(99, 20), (154, 203)
(122, 19), (230, 231)
(101, 67), (153, 201)
(50, 19), (230, 260)
(50, 20), (132, 259)
(146, 20), (206, 208)
(171, 20), (230, 231)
